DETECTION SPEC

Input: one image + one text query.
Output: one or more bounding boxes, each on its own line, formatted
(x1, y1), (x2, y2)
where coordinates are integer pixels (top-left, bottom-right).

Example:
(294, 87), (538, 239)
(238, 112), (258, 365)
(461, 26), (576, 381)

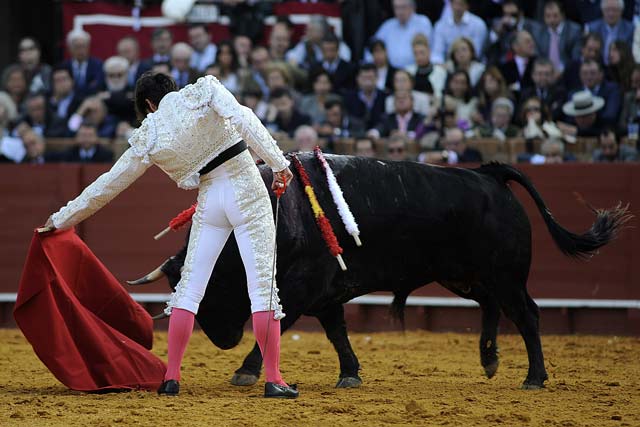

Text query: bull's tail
(478, 162), (632, 260)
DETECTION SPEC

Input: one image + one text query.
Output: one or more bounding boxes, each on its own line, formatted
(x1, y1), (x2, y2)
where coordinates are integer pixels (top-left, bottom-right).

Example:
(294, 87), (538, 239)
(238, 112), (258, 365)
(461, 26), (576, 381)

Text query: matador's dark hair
(134, 71), (178, 120)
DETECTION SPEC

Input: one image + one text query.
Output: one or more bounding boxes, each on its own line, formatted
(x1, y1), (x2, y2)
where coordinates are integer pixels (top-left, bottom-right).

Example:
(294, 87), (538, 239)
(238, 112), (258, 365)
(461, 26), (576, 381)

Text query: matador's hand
(272, 167), (293, 193)
(38, 216), (56, 233)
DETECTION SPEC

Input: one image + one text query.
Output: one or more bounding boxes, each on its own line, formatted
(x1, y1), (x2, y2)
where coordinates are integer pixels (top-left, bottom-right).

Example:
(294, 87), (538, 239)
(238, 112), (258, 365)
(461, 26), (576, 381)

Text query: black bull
(132, 154), (629, 389)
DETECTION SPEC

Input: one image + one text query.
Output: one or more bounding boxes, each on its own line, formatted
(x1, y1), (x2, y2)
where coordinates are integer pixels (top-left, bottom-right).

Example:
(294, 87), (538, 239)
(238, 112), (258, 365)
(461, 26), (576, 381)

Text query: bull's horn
(152, 312), (170, 321)
(127, 261), (168, 285)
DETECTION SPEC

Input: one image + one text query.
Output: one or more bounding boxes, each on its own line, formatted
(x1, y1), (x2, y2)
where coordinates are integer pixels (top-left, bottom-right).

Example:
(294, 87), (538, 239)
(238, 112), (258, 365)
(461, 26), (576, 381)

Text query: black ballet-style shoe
(157, 379), (180, 396)
(264, 382), (299, 399)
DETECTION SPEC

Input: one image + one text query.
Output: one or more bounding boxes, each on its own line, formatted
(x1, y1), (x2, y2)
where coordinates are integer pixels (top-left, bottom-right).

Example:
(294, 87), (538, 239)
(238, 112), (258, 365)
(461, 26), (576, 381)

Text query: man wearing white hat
(561, 90), (605, 137)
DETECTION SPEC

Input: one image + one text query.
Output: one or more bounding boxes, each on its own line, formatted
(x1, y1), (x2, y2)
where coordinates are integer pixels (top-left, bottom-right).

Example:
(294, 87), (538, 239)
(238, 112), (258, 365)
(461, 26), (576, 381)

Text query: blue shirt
(431, 11), (488, 64)
(374, 13), (433, 69)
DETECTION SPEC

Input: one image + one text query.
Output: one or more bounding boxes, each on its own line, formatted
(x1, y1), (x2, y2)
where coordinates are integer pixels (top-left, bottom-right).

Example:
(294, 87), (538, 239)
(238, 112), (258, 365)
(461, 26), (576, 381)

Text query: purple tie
(548, 28), (562, 71)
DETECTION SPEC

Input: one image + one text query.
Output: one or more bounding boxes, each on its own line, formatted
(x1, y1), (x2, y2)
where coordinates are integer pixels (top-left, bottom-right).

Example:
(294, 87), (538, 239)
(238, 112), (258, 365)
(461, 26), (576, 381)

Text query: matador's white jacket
(51, 76), (289, 229)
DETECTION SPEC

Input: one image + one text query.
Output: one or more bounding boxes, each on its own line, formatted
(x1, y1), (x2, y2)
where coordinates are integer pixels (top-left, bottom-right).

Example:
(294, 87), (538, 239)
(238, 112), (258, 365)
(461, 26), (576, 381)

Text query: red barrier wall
(1, 163), (638, 334)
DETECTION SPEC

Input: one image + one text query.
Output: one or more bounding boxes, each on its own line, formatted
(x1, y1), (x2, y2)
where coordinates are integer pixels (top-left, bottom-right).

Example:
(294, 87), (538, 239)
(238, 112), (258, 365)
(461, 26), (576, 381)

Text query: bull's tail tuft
(478, 162), (633, 260)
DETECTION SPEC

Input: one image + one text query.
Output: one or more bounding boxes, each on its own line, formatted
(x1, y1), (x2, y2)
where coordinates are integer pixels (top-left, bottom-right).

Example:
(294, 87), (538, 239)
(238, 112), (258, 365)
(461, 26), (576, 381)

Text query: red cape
(14, 228), (166, 392)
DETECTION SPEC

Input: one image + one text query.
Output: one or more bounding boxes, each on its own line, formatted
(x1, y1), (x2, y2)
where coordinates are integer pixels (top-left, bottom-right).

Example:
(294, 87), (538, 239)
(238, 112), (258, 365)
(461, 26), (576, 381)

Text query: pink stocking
(252, 311), (287, 386)
(164, 308), (195, 381)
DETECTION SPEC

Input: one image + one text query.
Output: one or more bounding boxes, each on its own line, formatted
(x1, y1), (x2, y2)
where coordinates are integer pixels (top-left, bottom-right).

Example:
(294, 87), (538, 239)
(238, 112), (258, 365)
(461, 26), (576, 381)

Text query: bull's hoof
(230, 373), (259, 386)
(335, 376), (362, 388)
(520, 381), (545, 390)
(483, 360), (499, 379)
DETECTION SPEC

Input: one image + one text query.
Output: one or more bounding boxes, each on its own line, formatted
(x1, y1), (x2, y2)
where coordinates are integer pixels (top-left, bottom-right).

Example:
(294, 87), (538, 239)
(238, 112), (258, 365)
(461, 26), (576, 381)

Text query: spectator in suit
(21, 130), (50, 164)
(188, 24), (217, 73)
(354, 137), (377, 157)
(573, 59), (621, 126)
(300, 67), (339, 126)
(370, 40), (397, 93)
(318, 98), (366, 146)
(431, 0), (488, 64)
(16, 37), (51, 94)
(562, 32), (603, 92)
(386, 134), (411, 161)
(47, 66), (83, 137)
(445, 36), (485, 88)
(499, 30), (537, 96)
(145, 28), (173, 65)
(585, 0), (634, 64)
(97, 56), (135, 124)
(344, 64), (387, 129)
(293, 125), (320, 152)
(520, 58), (567, 121)
(321, 33), (356, 93)
(444, 126), (483, 163)
(67, 96), (118, 139)
(266, 88), (311, 137)
(268, 20), (293, 62)
(425, 126), (482, 164)
(1, 65), (28, 113)
(16, 93), (49, 136)
(244, 46), (271, 99)
(116, 36), (150, 89)
(533, 1), (582, 75)
(385, 69), (432, 118)
(286, 15), (351, 71)
(62, 29), (104, 97)
(486, 0), (543, 65)
(560, 90), (606, 137)
(606, 40), (634, 93)
(406, 34), (447, 97)
(170, 43), (200, 89)
(592, 128), (637, 162)
(371, 90), (426, 139)
(373, 0), (434, 69)
(57, 121), (113, 163)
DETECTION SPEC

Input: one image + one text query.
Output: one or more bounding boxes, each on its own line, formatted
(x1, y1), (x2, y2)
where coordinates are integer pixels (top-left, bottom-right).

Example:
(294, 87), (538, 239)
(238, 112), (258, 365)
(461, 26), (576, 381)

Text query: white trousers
(165, 151), (284, 319)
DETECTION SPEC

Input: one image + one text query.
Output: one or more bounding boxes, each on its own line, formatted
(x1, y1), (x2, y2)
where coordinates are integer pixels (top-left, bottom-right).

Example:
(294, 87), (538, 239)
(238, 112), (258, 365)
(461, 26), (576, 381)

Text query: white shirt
(190, 43), (217, 72)
(374, 13), (434, 68)
(514, 55), (528, 78)
(431, 11), (488, 64)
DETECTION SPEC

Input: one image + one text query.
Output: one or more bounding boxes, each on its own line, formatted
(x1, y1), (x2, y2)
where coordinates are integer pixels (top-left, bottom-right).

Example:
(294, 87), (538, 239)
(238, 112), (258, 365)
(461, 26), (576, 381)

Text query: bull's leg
(316, 303), (362, 388)
(440, 283), (501, 379)
(231, 309), (303, 386)
(497, 289), (547, 389)
(476, 292), (501, 379)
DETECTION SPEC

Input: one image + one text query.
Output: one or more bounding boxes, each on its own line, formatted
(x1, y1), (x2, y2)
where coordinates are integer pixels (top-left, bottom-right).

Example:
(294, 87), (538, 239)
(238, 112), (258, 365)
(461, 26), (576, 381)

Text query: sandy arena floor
(1, 329), (639, 426)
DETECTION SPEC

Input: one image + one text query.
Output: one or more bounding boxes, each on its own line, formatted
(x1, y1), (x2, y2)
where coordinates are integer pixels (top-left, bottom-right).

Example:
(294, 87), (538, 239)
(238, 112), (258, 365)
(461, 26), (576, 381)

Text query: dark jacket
(344, 89), (387, 129)
(61, 57), (105, 97)
(375, 111), (426, 138)
(55, 144), (114, 163)
(499, 56), (536, 96)
(533, 20), (583, 68)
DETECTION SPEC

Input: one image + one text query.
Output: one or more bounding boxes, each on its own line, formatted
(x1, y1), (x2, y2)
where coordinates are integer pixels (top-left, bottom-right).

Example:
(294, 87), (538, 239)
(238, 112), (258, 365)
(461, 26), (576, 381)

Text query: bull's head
(129, 235), (252, 350)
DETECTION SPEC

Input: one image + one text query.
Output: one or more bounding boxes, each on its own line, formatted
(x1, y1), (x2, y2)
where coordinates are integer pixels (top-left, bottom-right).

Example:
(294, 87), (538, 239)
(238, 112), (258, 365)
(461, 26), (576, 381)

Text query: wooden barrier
(1, 162), (638, 334)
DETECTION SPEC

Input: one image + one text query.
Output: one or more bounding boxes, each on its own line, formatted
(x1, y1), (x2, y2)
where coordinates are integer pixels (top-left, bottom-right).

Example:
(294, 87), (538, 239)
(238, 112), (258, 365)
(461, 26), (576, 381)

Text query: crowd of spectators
(1, 0), (639, 166)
